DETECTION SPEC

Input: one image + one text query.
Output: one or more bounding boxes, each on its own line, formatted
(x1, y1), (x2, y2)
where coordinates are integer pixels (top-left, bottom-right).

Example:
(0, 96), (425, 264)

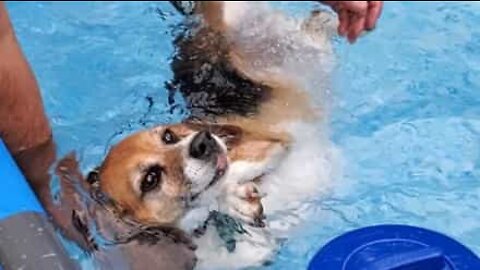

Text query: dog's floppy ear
(55, 155), (124, 252)
(53, 153), (97, 251)
(184, 120), (243, 148)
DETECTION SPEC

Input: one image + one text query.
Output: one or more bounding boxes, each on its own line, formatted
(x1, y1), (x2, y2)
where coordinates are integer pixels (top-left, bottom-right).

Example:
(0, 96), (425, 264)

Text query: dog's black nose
(189, 131), (218, 160)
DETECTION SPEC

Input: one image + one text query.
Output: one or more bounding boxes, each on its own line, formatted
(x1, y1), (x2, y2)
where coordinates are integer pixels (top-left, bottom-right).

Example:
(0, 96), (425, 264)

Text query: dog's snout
(189, 131), (218, 160)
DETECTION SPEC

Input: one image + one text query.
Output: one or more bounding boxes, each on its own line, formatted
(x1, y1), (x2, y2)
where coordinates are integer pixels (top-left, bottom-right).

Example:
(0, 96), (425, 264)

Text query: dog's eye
(162, 129), (179, 145)
(141, 165), (162, 194)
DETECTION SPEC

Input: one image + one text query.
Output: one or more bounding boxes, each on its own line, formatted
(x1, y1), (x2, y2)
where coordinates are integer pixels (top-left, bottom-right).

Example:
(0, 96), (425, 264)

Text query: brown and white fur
(97, 2), (340, 269)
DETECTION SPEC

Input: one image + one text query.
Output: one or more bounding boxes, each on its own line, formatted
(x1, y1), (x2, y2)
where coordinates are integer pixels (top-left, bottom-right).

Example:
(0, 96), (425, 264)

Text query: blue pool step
(0, 139), (78, 270)
(308, 224), (480, 270)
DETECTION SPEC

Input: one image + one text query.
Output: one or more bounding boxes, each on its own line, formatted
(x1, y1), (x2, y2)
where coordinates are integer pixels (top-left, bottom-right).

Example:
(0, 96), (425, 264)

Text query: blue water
(7, 1), (480, 269)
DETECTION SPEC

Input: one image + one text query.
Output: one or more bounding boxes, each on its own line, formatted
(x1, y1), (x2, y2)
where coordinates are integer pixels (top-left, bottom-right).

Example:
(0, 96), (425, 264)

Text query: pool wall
(0, 139), (78, 270)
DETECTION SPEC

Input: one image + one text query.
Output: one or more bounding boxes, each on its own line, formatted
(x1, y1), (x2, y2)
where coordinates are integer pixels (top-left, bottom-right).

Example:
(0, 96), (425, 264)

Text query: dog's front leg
(219, 180), (266, 228)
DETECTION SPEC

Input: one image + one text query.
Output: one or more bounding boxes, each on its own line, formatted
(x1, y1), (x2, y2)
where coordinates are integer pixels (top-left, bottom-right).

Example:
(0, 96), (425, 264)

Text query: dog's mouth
(190, 153), (228, 202)
(211, 153), (228, 187)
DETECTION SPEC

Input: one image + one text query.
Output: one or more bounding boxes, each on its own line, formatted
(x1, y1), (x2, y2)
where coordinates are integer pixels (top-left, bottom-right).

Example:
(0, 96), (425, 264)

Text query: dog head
(98, 123), (243, 225)
(97, 121), (288, 226)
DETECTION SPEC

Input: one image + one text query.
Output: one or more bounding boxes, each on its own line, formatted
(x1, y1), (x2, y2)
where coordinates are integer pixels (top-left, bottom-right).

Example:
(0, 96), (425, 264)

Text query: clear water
(7, 1), (480, 269)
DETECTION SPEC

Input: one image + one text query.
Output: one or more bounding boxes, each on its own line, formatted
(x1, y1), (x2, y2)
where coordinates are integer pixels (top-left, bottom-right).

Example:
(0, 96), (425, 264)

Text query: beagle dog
(62, 2), (338, 269)
(98, 121), (288, 227)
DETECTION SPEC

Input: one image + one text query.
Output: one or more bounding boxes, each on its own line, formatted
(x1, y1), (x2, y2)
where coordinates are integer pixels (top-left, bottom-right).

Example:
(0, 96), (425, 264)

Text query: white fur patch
(188, 2), (342, 269)
(225, 143), (287, 185)
(194, 225), (278, 270)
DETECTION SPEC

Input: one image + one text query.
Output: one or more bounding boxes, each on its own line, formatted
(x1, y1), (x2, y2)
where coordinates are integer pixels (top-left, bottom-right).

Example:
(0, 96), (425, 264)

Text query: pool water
(7, 1), (480, 269)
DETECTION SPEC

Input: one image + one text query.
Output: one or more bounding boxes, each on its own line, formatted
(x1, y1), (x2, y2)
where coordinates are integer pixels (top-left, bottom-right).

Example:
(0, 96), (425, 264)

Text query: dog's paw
(225, 182), (266, 228)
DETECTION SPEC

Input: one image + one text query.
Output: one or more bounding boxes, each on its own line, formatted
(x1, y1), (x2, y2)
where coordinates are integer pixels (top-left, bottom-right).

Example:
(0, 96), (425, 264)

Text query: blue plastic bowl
(308, 224), (480, 270)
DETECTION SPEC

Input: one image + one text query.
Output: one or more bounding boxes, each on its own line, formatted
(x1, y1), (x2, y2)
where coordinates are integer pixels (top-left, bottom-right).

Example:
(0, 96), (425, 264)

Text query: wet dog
(57, 2), (338, 269)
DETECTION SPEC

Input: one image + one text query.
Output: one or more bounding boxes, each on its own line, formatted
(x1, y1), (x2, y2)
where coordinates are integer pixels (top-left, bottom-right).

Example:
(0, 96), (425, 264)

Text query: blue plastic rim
(0, 139), (44, 220)
(308, 224), (480, 270)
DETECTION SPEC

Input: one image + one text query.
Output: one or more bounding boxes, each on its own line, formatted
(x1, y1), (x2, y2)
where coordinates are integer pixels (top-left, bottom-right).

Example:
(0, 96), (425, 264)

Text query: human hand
(321, 1), (383, 43)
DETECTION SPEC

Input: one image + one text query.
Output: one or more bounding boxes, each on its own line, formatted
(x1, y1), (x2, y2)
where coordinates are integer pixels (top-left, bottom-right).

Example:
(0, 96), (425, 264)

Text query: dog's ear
(56, 155), (132, 252)
(184, 120), (243, 148)
(53, 152), (97, 251)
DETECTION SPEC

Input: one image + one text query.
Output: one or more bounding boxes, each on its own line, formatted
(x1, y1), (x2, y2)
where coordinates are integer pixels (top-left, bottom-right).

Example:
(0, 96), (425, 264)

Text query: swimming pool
(7, 1), (480, 269)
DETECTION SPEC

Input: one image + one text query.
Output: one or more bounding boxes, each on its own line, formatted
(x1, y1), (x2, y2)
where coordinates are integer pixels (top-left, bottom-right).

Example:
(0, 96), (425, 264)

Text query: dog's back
(170, 1), (336, 124)
(170, 22), (271, 119)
